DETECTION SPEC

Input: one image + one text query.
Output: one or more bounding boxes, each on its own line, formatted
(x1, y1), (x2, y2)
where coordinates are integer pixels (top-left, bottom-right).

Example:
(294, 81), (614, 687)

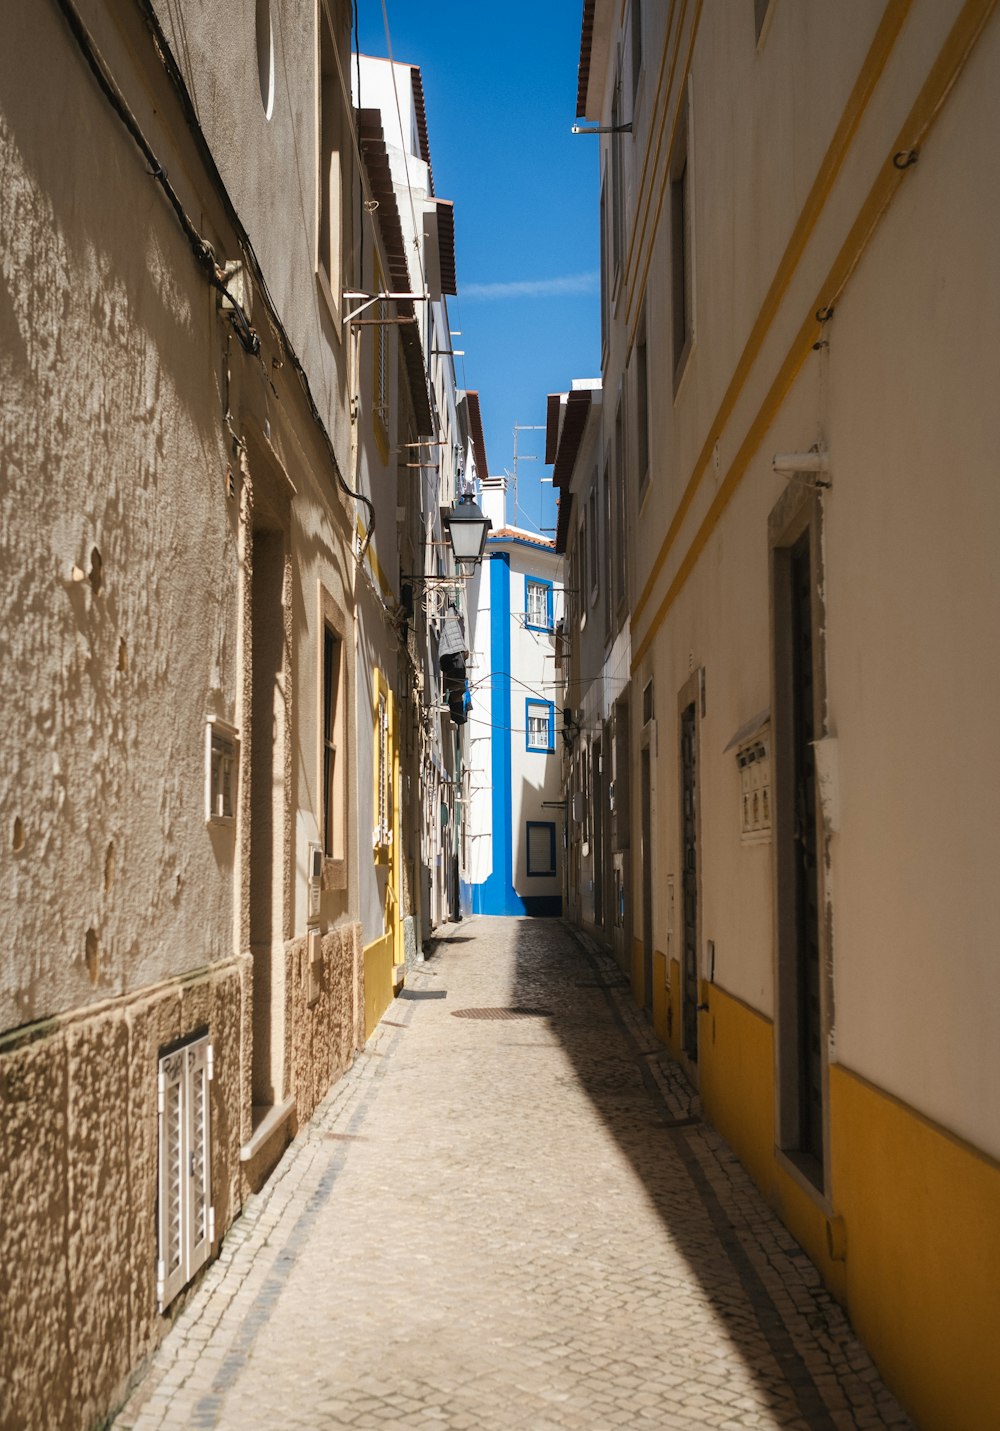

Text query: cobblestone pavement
(115, 917), (912, 1431)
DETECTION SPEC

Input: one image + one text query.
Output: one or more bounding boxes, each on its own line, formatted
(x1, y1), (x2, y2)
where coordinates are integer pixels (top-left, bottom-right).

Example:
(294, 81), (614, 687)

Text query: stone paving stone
(114, 917), (914, 1430)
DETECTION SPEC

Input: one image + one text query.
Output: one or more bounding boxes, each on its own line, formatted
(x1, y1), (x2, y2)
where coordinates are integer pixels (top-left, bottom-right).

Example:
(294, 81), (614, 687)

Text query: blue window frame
(525, 575), (554, 632)
(525, 699), (555, 753)
(526, 821), (557, 877)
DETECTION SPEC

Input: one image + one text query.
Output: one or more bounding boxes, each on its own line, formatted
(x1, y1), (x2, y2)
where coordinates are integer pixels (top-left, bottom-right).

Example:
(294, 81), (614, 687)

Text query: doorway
(680, 696), (699, 1062)
(249, 524), (288, 1111)
(592, 738), (605, 931)
(771, 488), (828, 1186)
(640, 743), (653, 1011)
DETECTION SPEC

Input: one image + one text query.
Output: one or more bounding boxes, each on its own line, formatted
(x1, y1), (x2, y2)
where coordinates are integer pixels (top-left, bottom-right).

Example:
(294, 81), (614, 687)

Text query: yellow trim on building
(363, 931), (394, 1039)
(630, 0), (912, 626)
(830, 1064), (1000, 1431)
(697, 984), (776, 1200)
(631, 0), (997, 673)
(355, 516), (396, 602)
(691, 983), (1000, 1428)
(651, 949), (669, 1044)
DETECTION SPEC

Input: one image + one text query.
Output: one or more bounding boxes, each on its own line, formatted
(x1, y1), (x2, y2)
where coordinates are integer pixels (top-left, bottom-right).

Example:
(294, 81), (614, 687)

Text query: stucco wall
(1, 0), (239, 1032)
(1, 4), (366, 1425)
(0, 959), (248, 1431)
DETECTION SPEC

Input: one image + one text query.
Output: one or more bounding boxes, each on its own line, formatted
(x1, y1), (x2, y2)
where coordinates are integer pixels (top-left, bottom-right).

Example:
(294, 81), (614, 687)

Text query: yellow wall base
(830, 1064), (1000, 1431)
(696, 983), (1000, 1430)
(652, 950), (669, 1043)
(630, 936), (643, 1005)
(363, 932), (394, 1040)
(698, 984), (776, 1201)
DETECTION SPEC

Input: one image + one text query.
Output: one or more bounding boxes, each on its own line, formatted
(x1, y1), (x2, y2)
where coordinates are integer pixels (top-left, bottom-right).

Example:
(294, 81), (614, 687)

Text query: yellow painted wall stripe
(363, 931), (394, 1038)
(355, 515), (395, 602)
(631, 0), (912, 630)
(631, 0), (997, 673)
(830, 1063), (1000, 1431)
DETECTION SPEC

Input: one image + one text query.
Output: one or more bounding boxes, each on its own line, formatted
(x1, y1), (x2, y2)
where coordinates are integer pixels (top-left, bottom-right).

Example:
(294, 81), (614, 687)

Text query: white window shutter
(186, 1038), (214, 1279)
(528, 823), (556, 876)
(157, 1036), (214, 1311)
(157, 1050), (187, 1310)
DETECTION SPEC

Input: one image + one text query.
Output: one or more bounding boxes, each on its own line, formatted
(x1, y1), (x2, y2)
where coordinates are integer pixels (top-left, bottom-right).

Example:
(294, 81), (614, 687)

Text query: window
(670, 99), (693, 383)
(318, 0), (350, 325)
(158, 1035), (214, 1310)
(578, 507), (588, 624)
(599, 170), (609, 363)
(754, 0), (776, 45)
(613, 398), (627, 615)
(611, 52), (625, 287)
(373, 677), (392, 851)
(634, 313), (650, 490)
(205, 718), (239, 824)
(588, 486), (599, 606)
(256, 0), (275, 119)
(372, 254), (389, 461)
(323, 625), (344, 860)
(631, 0), (643, 104)
(320, 589), (348, 886)
(526, 821), (557, 877)
(525, 577), (553, 631)
(525, 699), (555, 753)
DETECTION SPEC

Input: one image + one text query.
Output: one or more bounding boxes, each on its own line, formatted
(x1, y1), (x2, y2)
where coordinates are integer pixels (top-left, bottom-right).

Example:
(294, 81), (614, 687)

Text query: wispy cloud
(460, 271), (599, 301)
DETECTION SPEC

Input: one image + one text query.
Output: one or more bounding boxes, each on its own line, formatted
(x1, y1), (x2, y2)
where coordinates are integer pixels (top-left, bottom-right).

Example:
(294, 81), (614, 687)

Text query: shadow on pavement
(485, 915), (867, 1431)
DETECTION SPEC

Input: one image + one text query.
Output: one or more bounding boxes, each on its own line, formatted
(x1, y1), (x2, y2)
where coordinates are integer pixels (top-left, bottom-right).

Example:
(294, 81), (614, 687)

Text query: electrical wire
(51, 0), (259, 354)
(98, 0), (380, 553)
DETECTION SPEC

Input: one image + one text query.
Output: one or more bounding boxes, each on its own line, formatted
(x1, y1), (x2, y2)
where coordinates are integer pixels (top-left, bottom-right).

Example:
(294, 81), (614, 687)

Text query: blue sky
(356, 1), (600, 535)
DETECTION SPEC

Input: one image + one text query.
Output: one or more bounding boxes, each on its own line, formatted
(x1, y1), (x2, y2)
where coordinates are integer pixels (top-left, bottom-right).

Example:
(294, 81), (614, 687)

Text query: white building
(349, 53), (468, 1021)
(576, 1), (1000, 1425)
(465, 478), (564, 918)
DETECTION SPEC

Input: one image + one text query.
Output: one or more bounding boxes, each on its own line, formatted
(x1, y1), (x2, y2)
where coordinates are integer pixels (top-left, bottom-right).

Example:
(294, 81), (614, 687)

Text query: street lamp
(441, 494), (492, 567)
(401, 495), (492, 615)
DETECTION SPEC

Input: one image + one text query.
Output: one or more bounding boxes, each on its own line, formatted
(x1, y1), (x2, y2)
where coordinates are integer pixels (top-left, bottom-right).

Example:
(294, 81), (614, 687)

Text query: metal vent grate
(450, 1007), (552, 1021)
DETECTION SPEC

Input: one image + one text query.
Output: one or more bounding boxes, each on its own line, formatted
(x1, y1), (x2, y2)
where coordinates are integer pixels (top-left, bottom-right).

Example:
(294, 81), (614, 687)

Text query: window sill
(316, 264), (343, 342)
(240, 1098), (296, 1164)
(774, 1146), (831, 1210)
(322, 856), (348, 891)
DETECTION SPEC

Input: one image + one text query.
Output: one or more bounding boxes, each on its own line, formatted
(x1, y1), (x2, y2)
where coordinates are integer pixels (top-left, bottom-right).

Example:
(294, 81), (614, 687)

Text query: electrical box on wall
(737, 729), (771, 841)
(308, 842), (323, 923)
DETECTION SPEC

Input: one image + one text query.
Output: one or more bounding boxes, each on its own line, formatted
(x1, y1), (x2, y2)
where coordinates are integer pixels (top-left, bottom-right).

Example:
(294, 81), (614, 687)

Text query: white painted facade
(576, 2), (1000, 1425)
(466, 477), (564, 918)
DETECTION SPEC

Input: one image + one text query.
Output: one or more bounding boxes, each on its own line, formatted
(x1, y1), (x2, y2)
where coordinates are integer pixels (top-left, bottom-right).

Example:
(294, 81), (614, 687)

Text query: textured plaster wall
(1, 0), (239, 1032)
(286, 923), (364, 1127)
(150, 0), (353, 463)
(0, 960), (247, 1431)
(1, 2), (367, 1425)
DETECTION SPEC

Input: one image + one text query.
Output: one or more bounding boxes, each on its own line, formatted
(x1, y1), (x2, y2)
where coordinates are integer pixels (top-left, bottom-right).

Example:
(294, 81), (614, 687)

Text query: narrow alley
(115, 919), (911, 1431)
